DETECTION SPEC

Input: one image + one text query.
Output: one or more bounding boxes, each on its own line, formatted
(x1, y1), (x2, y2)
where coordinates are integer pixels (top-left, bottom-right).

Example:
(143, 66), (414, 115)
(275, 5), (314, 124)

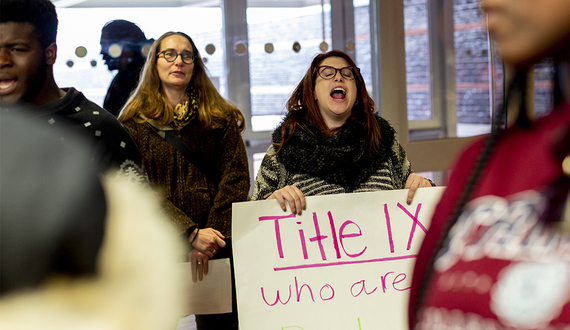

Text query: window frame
(373, 0), (479, 173)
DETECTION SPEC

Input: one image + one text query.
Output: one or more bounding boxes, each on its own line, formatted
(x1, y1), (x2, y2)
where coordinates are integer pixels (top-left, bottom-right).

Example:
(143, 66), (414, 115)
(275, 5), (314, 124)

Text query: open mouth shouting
(0, 79), (17, 95)
(331, 87), (346, 101)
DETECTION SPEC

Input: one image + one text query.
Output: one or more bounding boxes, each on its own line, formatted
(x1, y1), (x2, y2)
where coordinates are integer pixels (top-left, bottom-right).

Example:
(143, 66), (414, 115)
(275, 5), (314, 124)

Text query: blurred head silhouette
(0, 110), (187, 329)
(100, 20), (151, 72)
(0, 110), (106, 295)
(482, 0), (570, 70)
(100, 20), (153, 115)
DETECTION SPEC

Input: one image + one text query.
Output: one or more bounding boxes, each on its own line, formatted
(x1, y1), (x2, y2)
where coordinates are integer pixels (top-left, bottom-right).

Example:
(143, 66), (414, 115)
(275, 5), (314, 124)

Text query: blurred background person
(0, 111), (186, 330)
(119, 31), (249, 330)
(100, 19), (153, 117)
(409, 0), (570, 328)
(251, 50), (434, 213)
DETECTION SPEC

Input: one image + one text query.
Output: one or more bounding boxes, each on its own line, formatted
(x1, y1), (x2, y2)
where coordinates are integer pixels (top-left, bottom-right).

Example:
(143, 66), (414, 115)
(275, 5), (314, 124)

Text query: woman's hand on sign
(267, 185), (306, 215)
(404, 173), (434, 205)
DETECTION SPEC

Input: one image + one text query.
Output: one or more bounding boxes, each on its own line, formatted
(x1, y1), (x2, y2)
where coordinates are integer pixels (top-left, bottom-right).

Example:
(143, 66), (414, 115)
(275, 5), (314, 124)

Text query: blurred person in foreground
(0, 111), (186, 329)
(409, 0), (570, 328)
(251, 50), (434, 211)
(0, 0), (146, 183)
(100, 19), (152, 116)
(119, 31), (249, 329)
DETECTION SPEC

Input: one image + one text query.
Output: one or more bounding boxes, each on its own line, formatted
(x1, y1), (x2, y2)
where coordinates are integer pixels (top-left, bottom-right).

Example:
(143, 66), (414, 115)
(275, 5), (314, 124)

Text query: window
(404, 0), (499, 139)
(246, 2), (332, 132)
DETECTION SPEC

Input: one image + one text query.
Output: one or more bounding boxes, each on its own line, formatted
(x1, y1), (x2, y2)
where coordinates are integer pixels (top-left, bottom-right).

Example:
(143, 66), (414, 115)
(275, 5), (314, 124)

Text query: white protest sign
(232, 187), (444, 330)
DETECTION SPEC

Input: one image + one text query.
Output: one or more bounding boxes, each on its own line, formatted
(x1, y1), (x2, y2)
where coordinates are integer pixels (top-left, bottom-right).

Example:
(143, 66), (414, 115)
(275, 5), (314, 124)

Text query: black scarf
(272, 115), (396, 192)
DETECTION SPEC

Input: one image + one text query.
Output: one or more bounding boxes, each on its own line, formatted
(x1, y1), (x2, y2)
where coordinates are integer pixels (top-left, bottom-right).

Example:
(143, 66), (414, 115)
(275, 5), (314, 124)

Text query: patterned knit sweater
(251, 115), (412, 200)
(124, 116), (250, 237)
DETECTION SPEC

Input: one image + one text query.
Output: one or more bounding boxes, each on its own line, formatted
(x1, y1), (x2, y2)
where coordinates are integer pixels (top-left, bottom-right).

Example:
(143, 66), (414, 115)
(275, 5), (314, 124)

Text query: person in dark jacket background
(100, 19), (153, 116)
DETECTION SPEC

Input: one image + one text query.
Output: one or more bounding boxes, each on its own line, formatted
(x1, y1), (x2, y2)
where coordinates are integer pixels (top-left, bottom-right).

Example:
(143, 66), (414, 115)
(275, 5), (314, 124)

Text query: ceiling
(51, 0), (325, 8)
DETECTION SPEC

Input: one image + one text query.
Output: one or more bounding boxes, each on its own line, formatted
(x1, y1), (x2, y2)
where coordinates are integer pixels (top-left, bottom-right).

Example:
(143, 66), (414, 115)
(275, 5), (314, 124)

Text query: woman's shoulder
(270, 112), (312, 144)
(206, 114), (241, 135)
(121, 117), (137, 131)
(373, 114), (395, 133)
(373, 114), (396, 146)
(122, 115), (146, 131)
(180, 115), (241, 142)
(265, 144), (279, 157)
(258, 144), (283, 171)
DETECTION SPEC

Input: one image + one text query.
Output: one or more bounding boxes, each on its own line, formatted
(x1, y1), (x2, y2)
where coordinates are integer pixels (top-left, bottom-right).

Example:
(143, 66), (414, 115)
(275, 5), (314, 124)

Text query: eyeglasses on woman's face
(157, 49), (195, 64)
(316, 65), (356, 80)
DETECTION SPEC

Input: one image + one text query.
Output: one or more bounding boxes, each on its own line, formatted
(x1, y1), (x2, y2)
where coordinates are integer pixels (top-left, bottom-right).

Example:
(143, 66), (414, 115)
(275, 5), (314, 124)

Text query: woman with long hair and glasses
(408, 1), (570, 328)
(251, 50), (433, 211)
(119, 31), (249, 329)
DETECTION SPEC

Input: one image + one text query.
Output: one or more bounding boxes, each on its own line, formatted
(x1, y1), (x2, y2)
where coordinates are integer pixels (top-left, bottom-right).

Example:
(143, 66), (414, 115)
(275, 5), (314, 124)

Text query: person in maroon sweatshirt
(409, 0), (570, 329)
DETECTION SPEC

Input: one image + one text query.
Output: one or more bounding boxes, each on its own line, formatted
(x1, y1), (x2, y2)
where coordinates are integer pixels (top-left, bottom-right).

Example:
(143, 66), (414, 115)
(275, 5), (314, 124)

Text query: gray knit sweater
(251, 116), (412, 200)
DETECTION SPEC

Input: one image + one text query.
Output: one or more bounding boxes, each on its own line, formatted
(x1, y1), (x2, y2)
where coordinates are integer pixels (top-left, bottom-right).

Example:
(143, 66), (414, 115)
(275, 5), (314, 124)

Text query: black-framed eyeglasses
(157, 49), (195, 64)
(315, 65), (356, 80)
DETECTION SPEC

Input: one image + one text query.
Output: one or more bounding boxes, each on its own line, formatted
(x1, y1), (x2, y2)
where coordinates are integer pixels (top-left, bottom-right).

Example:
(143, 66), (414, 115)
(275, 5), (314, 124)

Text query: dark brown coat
(123, 116), (249, 237)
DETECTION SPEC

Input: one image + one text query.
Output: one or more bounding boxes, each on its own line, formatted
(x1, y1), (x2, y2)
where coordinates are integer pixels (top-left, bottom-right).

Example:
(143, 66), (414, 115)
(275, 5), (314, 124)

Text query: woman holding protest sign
(251, 50), (434, 212)
(408, 0), (570, 328)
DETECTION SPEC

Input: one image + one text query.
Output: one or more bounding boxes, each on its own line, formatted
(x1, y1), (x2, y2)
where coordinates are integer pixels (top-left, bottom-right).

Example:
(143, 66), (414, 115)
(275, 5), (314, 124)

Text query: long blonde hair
(118, 31), (245, 131)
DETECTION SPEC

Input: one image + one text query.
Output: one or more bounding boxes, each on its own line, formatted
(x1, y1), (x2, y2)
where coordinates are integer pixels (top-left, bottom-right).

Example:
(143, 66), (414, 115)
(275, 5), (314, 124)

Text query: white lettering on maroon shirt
(434, 190), (570, 272)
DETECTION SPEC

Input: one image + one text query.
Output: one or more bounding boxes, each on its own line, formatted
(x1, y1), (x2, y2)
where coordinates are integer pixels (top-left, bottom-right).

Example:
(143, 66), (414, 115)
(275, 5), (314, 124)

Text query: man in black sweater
(0, 0), (147, 184)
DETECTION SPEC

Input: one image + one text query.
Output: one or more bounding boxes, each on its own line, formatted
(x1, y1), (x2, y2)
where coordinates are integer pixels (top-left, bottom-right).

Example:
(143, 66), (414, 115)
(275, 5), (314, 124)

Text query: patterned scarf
(172, 88), (198, 129)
